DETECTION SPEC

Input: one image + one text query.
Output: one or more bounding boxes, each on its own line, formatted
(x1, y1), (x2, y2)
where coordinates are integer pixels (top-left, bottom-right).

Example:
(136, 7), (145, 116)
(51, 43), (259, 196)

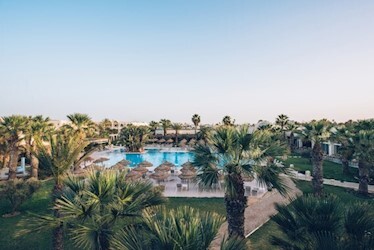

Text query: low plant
(0, 177), (40, 216)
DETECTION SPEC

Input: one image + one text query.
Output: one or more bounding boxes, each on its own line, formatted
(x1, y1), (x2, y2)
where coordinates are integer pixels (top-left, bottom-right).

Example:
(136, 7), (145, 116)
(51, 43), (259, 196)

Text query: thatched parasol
(93, 157), (110, 165)
(179, 169), (196, 179)
(150, 171), (170, 184)
(148, 138), (158, 142)
(138, 160), (153, 168)
(155, 164), (171, 172)
(111, 163), (127, 171)
(132, 165), (148, 174)
(117, 159), (131, 166)
(162, 161), (175, 167)
(158, 138), (166, 143)
(166, 138), (174, 143)
(181, 161), (196, 172)
(125, 171), (142, 181)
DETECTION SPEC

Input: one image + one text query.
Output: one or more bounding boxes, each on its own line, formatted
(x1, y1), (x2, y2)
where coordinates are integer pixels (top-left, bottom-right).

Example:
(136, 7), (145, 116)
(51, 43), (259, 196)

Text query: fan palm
(36, 132), (91, 250)
(160, 119), (171, 137)
(0, 115), (28, 179)
(25, 115), (54, 179)
(118, 125), (150, 152)
(35, 171), (166, 250)
(193, 125), (290, 238)
(222, 116), (234, 126)
(191, 114), (201, 138)
(113, 206), (225, 250)
(65, 113), (97, 139)
(171, 123), (183, 145)
(271, 195), (374, 249)
(351, 120), (374, 195)
(275, 114), (289, 140)
(330, 124), (355, 175)
(300, 119), (332, 197)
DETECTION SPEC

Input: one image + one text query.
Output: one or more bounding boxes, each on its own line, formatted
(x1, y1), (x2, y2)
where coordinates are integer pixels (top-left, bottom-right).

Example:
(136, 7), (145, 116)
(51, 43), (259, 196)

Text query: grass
(249, 180), (374, 249)
(284, 156), (359, 183)
(0, 179), (225, 250)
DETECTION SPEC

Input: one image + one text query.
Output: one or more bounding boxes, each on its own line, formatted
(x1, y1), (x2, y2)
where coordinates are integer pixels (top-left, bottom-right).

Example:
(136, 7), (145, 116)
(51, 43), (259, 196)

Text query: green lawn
(249, 181), (374, 249)
(284, 156), (359, 183)
(0, 179), (225, 250)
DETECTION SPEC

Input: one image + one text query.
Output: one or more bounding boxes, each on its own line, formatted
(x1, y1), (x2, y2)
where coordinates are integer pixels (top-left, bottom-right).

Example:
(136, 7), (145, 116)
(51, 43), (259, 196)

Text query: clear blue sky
(1, 0), (373, 124)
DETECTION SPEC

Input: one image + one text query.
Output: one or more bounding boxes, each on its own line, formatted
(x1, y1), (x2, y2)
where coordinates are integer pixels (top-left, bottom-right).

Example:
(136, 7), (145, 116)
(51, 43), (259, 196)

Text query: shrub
(0, 177), (40, 215)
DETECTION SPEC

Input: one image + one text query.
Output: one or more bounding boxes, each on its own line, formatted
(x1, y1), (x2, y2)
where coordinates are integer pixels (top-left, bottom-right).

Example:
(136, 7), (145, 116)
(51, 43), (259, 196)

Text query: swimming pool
(99, 149), (195, 168)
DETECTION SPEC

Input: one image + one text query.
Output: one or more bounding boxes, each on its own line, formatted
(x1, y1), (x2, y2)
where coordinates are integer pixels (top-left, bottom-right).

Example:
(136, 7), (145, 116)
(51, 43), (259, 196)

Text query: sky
(0, 0), (373, 124)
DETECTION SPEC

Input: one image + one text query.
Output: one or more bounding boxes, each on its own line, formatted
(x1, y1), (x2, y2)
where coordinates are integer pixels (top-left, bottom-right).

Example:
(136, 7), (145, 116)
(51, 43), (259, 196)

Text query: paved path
(209, 177), (301, 249)
(293, 171), (374, 193)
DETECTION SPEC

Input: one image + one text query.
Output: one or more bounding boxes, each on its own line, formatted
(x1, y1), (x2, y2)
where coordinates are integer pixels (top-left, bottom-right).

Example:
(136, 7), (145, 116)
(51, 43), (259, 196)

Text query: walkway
(293, 171), (374, 193)
(209, 177), (301, 249)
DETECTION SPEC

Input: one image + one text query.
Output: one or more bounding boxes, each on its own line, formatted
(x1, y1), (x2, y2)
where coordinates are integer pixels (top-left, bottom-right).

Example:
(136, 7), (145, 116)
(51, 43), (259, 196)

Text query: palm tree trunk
(341, 158), (350, 175)
(358, 160), (369, 195)
(8, 145), (19, 180)
(225, 173), (247, 238)
(175, 131), (178, 145)
(31, 144), (39, 179)
(311, 142), (324, 197)
(53, 183), (64, 250)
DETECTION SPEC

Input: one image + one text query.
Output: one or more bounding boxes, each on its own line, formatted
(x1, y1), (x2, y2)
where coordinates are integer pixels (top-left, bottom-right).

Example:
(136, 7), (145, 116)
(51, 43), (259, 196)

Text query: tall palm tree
(222, 116), (234, 126)
(98, 118), (112, 138)
(148, 120), (159, 135)
(172, 123), (183, 145)
(25, 115), (54, 179)
(36, 133), (91, 250)
(35, 171), (166, 250)
(193, 125), (290, 238)
(301, 120), (332, 197)
(113, 206), (226, 250)
(351, 120), (374, 195)
(0, 115), (28, 179)
(331, 124), (355, 175)
(191, 114), (201, 138)
(275, 114), (289, 140)
(271, 195), (374, 249)
(65, 113), (97, 139)
(160, 119), (171, 137)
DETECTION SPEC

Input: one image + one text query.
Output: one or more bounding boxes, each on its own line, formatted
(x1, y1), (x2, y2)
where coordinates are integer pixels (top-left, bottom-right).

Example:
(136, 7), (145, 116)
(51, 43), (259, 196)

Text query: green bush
(0, 177), (40, 215)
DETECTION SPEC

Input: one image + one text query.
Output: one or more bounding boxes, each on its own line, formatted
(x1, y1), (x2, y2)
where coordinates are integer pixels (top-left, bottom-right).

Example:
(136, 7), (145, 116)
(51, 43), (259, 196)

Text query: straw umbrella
(150, 171), (170, 185)
(158, 138), (166, 143)
(93, 157), (110, 166)
(138, 160), (153, 168)
(162, 161), (175, 167)
(181, 161), (196, 172)
(178, 169), (196, 189)
(125, 171), (142, 181)
(166, 138), (174, 144)
(132, 165), (148, 174)
(155, 164), (171, 172)
(117, 159), (131, 166)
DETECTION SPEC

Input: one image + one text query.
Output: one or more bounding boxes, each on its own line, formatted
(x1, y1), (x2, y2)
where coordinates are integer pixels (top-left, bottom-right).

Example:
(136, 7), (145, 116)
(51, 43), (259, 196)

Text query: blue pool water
(100, 149), (194, 168)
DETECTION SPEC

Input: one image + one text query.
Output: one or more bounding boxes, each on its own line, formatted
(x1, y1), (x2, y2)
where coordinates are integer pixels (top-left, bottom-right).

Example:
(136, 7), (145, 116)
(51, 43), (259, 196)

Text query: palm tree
(191, 114), (201, 138)
(65, 113), (97, 139)
(160, 119), (171, 137)
(172, 123), (183, 145)
(25, 115), (54, 179)
(0, 115), (28, 179)
(193, 125), (290, 238)
(113, 206), (225, 250)
(331, 124), (355, 175)
(301, 120), (332, 197)
(222, 116), (234, 126)
(351, 119), (374, 195)
(271, 195), (374, 249)
(36, 133), (91, 250)
(36, 171), (166, 250)
(118, 125), (150, 152)
(275, 114), (289, 140)
(148, 120), (159, 135)
(98, 118), (112, 138)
